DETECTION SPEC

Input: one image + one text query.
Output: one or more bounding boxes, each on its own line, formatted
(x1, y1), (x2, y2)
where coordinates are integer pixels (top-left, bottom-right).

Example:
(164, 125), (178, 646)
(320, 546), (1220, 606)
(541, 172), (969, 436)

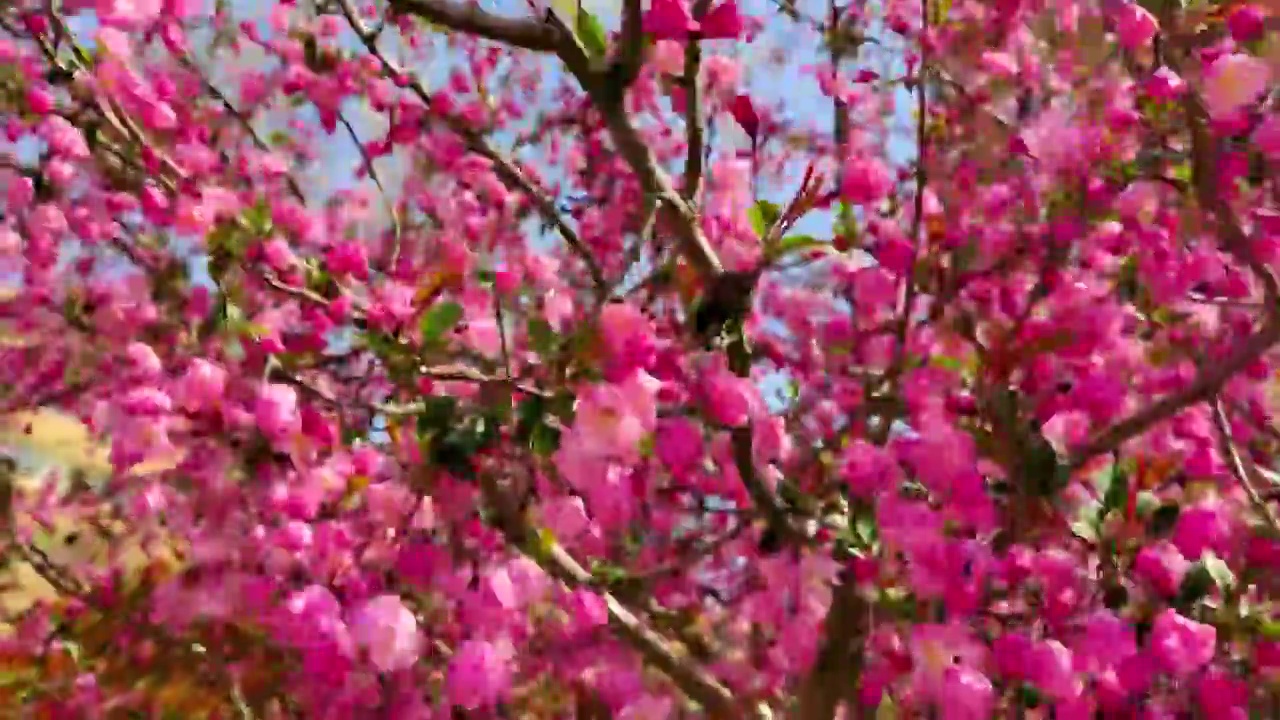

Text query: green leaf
(527, 318), (557, 356)
(243, 198), (273, 236)
(767, 234), (831, 262)
(576, 9), (608, 59)
(516, 395), (562, 457)
(1176, 565), (1215, 608)
(1100, 463), (1130, 519)
(852, 509), (878, 548)
(415, 396), (459, 436)
(420, 301), (464, 344)
(748, 200), (781, 238)
(1070, 519), (1099, 544)
(1176, 551), (1235, 609)
(875, 694), (899, 720)
(1259, 619), (1280, 640)
(1201, 551), (1236, 592)
(1016, 685), (1044, 709)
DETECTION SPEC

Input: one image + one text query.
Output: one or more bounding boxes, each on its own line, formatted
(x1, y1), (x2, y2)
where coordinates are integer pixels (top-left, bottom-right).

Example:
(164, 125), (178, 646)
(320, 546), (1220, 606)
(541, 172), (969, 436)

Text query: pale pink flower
(255, 383), (301, 447)
(572, 370), (661, 460)
(1202, 53), (1271, 119)
(349, 595), (421, 673)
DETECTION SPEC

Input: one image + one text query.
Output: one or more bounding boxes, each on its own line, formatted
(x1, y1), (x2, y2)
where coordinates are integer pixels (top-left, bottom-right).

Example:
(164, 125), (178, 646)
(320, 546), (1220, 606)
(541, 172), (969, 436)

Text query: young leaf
(420, 301), (464, 343)
(1100, 463), (1129, 519)
(766, 234), (831, 262)
(748, 200), (782, 238)
(577, 10), (608, 59)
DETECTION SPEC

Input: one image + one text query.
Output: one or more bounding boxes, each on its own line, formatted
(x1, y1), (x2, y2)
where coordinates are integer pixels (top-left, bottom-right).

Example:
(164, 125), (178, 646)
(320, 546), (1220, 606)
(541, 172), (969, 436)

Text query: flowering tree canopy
(1, 0), (1280, 717)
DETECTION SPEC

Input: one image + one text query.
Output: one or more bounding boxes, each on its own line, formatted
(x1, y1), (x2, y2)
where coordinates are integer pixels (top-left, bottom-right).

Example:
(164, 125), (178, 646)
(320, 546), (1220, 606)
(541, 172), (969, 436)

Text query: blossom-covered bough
(0, 0), (1279, 716)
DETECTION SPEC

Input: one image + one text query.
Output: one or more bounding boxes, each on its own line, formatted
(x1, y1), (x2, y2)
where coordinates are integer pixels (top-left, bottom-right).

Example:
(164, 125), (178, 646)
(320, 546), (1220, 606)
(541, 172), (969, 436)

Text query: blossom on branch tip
(643, 0), (743, 40)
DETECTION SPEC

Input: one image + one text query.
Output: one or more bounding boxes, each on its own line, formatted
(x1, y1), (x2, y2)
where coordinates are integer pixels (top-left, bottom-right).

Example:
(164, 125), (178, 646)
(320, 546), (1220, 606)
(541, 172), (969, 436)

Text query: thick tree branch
(611, 0), (647, 89)
(536, 10), (727, 278)
(390, 0), (727, 278)
(386, 0), (562, 51)
(681, 0), (712, 203)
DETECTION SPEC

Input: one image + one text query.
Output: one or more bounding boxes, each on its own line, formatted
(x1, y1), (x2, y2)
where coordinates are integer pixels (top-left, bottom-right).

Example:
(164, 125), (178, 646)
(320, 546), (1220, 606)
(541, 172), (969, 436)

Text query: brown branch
(477, 474), (765, 720)
(1068, 40), (1280, 470)
(338, 0), (608, 295)
(386, 0), (562, 51)
(1068, 318), (1280, 470)
(681, 0), (712, 203)
(612, 0), (647, 89)
(336, 109), (403, 269)
(384, 0), (726, 280)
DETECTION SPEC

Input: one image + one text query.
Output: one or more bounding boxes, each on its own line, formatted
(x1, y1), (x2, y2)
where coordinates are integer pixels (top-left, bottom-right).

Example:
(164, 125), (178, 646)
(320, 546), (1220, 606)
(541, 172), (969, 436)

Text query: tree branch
(539, 11), (727, 279)
(1210, 397), (1280, 536)
(1068, 318), (1280, 469)
(478, 474), (765, 720)
(341, 0), (608, 294)
(681, 0), (712, 203)
(386, 0), (562, 52)
(611, 0), (647, 89)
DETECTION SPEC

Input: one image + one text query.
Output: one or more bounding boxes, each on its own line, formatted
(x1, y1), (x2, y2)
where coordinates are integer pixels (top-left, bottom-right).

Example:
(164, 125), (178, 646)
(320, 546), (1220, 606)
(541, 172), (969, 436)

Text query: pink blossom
(565, 588), (609, 632)
(325, 240), (369, 280)
(644, 0), (742, 40)
(445, 640), (514, 710)
(1145, 67), (1186, 101)
(1254, 114), (1280, 160)
(125, 342), (162, 377)
(1134, 541), (1190, 597)
(97, 0), (163, 28)
(349, 594), (421, 673)
(841, 156), (894, 206)
(25, 85), (55, 115)
(40, 116), (89, 159)
(572, 370), (660, 460)
(649, 39), (685, 75)
(699, 357), (757, 427)
(1227, 4), (1266, 42)
(1150, 608), (1217, 677)
(654, 417), (704, 473)
(1172, 499), (1233, 559)
(840, 439), (903, 498)
(599, 301), (657, 374)
(1112, 3), (1158, 50)
(255, 383), (301, 446)
(262, 237), (298, 273)
(177, 359), (227, 412)
(1202, 53), (1271, 119)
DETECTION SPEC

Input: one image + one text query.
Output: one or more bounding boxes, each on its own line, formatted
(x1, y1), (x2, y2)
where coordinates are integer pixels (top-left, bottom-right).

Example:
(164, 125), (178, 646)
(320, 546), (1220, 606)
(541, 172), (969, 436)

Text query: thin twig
(336, 110), (403, 269)
(1211, 397), (1280, 536)
(335, 0), (607, 295)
